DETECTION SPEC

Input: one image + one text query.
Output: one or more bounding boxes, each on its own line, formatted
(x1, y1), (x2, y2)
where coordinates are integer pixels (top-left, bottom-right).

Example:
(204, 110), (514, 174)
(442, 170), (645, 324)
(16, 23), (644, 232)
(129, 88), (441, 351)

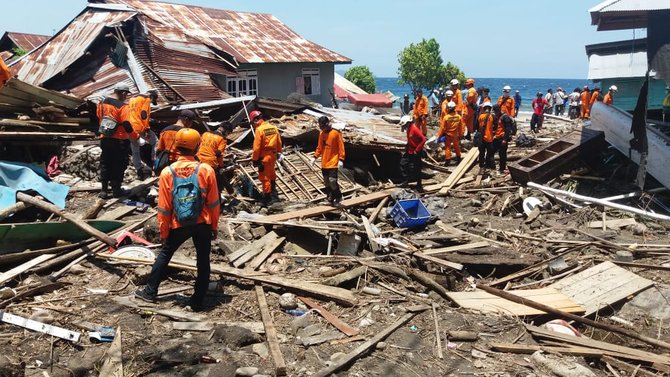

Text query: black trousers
(400, 153), (423, 185)
(100, 138), (130, 182)
(321, 168), (341, 200)
(530, 113), (544, 131)
(144, 223), (212, 305)
(478, 142), (495, 168)
(555, 104), (565, 116)
(492, 138), (508, 171)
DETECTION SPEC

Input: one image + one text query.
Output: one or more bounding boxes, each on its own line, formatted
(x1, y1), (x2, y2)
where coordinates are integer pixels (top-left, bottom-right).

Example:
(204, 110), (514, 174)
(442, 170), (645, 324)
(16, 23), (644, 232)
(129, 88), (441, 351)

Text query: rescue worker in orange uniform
(580, 86), (591, 119)
(439, 90), (455, 131)
(250, 110), (282, 206)
(603, 85), (617, 106)
(197, 121), (235, 196)
(312, 116), (345, 205)
(589, 86), (602, 113)
(157, 109), (195, 165)
(497, 85), (516, 117)
(96, 84), (139, 199)
(0, 56), (11, 89)
(476, 101), (495, 170)
(449, 79), (463, 114)
(129, 89), (158, 180)
(436, 101), (462, 166)
(462, 78), (478, 140)
(413, 89), (429, 135)
(135, 128), (220, 312)
(491, 104), (515, 175)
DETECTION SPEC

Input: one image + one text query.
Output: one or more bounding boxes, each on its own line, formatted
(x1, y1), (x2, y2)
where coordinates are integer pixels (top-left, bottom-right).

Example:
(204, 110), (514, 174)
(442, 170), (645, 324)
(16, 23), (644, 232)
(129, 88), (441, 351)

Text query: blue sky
(2, 0), (644, 79)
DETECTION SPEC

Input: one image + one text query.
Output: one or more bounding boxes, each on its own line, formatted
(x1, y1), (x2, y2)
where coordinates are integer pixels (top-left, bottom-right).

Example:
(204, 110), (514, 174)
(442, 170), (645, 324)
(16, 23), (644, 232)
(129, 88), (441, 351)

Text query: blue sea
(375, 77), (590, 112)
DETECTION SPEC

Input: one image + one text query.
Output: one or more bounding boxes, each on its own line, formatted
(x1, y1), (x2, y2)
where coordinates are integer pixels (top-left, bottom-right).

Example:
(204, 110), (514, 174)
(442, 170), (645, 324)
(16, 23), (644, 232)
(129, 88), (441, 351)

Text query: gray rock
(470, 199), (482, 207)
(252, 343), (269, 359)
(376, 341), (387, 350)
(278, 293), (297, 310)
(631, 223), (648, 235)
(615, 250), (634, 263)
(236, 366), (259, 376)
(250, 226), (267, 239)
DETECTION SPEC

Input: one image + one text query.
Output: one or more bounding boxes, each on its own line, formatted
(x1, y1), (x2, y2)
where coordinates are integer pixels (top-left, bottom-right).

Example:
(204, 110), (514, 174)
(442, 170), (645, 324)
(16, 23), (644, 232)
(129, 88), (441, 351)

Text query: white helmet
(450, 79), (459, 86)
(447, 101), (456, 109)
(503, 85), (512, 92)
(399, 115), (412, 126)
(445, 90), (454, 96)
(482, 101), (492, 108)
(609, 85), (618, 92)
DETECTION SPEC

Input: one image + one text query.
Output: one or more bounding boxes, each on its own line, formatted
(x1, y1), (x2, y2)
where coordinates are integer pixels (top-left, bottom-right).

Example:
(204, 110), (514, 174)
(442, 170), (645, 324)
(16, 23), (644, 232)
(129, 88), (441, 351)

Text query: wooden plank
(601, 356), (659, 377)
(313, 309), (426, 377)
(424, 148), (478, 193)
(262, 189), (395, 222)
(369, 197), (389, 224)
(98, 327), (123, 377)
(322, 266), (367, 286)
(247, 236), (285, 271)
(421, 241), (490, 256)
(549, 261), (654, 316)
(172, 321), (265, 334)
(413, 252), (463, 271)
(489, 247), (579, 287)
(432, 303), (443, 359)
(111, 296), (206, 322)
(587, 218), (637, 229)
(232, 232), (279, 268)
(99, 206), (136, 221)
(490, 342), (604, 358)
(361, 216), (380, 253)
(98, 254), (359, 307)
(0, 254), (55, 285)
(255, 286), (287, 376)
(446, 287), (585, 316)
(526, 325), (670, 366)
(298, 297), (360, 337)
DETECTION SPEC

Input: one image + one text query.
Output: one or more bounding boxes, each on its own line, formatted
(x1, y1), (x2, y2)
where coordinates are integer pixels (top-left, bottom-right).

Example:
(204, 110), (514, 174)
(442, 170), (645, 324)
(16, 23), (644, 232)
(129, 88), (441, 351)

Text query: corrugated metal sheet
(589, 0), (669, 30)
(108, 0), (351, 64)
(12, 8), (136, 85)
(5, 32), (50, 51)
(587, 52), (648, 80)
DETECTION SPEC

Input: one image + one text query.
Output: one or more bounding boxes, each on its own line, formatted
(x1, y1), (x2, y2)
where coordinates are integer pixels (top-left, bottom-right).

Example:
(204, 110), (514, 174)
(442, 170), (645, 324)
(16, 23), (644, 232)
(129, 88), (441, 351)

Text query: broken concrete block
(235, 366), (259, 376)
(615, 250), (634, 263)
(250, 226), (267, 239)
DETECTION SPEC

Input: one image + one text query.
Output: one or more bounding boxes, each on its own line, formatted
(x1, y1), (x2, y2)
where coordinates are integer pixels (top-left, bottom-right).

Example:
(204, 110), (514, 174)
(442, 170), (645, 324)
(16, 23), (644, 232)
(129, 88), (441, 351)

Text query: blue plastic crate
(389, 199), (431, 228)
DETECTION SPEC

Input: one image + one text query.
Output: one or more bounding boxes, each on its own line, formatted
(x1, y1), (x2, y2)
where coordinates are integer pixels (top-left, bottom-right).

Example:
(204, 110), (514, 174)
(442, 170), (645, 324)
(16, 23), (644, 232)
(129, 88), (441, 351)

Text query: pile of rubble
(1, 109), (669, 377)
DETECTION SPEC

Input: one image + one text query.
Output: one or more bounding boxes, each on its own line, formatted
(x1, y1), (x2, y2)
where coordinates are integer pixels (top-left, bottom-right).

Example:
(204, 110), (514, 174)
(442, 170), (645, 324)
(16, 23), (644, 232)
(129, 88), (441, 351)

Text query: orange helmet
(175, 128), (201, 151)
(249, 110), (263, 123)
(465, 79), (475, 86)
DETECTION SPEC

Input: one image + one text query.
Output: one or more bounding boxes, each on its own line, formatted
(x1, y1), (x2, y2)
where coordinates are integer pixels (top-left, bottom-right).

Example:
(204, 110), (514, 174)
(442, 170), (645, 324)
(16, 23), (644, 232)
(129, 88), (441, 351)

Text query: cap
(450, 79), (459, 86)
(179, 109), (196, 120)
(466, 78), (475, 86)
(399, 115), (412, 126)
(482, 101), (492, 108)
(113, 83), (130, 93)
(445, 90), (454, 96)
(503, 85), (511, 92)
(515, 90), (520, 93)
(536, 92), (543, 97)
(447, 101), (456, 109)
(609, 85), (618, 92)
(557, 87), (563, 91)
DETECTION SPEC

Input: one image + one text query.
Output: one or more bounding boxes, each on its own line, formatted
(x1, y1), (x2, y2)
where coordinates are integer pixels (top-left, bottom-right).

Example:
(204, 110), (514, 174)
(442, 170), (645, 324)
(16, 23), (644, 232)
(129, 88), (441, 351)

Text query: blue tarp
(0, 161), (69, 210)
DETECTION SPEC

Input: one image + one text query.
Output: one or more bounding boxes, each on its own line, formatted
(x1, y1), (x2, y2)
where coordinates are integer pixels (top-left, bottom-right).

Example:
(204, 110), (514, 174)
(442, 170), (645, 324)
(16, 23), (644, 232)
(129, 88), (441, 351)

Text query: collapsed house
(0, 31), (49, 63)
(9, 0), (351, 106)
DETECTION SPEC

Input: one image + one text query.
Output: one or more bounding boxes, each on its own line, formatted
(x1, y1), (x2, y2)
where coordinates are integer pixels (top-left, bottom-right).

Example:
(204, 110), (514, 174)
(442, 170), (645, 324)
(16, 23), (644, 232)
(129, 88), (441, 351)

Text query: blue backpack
(169, 164), (203, 224)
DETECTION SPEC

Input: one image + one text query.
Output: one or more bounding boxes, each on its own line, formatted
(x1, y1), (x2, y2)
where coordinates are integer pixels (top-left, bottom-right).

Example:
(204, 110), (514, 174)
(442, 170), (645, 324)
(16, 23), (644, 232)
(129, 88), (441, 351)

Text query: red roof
(333, 83), (392, 108)
(3, 32), (50, 51)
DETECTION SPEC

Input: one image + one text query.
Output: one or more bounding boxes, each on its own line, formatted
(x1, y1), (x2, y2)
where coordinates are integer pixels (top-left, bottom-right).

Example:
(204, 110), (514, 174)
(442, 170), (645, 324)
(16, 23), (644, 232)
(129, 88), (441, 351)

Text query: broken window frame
(301, 68), (320, 96)
(226, 69), (258, 97)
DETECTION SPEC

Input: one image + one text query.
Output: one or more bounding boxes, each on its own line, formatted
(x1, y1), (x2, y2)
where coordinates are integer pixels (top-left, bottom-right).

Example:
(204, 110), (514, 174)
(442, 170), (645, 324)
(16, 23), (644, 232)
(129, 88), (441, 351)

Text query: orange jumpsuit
(252, 120), (282, 194)
(197, 131), (226, 168)
(128, 95), (152, 136)
(451, 88), (463, 113)
(603, 92), (613, 106)
(437, 111), (462, 161)
(96, 99), (137, 141)
(157, 125), (183, 162)
(497, 96), (516, 117)
(156, 156), (220, 240)
(580, 90), (591, 119)
(462, 87), (478, 136)
(315, 129), (345, 169)
(413, 95), (429, 135)
(0, 56), (10, 88)
(439, 97), (455, 129)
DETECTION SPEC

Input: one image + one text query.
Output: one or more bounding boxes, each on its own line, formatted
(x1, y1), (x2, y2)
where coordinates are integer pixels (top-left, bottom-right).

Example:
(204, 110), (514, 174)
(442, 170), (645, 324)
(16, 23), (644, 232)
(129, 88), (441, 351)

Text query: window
(299, 68), (320, 95)
(226, 70), (258, 97)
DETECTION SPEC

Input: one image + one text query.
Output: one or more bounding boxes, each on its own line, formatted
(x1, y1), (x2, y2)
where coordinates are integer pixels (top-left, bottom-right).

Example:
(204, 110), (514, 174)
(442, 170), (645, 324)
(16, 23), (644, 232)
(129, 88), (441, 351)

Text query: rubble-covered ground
(1, 113), (670, 377)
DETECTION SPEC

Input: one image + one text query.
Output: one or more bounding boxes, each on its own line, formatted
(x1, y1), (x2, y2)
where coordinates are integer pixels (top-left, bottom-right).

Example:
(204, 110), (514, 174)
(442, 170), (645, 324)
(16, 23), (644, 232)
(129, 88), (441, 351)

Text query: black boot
(269, 181), (279, 204)
(260, 193), (271, 207)
(111, 181), (130, 198)
(99, 180), (112, 199)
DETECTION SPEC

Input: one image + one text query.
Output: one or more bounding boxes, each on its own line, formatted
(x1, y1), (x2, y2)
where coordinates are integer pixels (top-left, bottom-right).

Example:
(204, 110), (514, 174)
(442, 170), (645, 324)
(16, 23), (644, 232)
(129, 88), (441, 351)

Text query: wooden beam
(424, 148), (478, 193)
(361, 216), (380, 253)
(413, 252), (463, 271)
(0, 255), (55, 285)
(16, 192), (116, 246)
(369, 197), (389, 224)
(98, 327), (123, 377)
(298, 297), (359, 337)
(255, 286), (287, 376)
(477, 284), (670, 351)
(0, 201), (29, 221)
(262, 189), (395, 222)
(312, 308), (427, 377)
(421, 241), (490, 256)
(490, 342), (604, 357)
(247, 236), (285, 271)
(601, 356), (659, 377)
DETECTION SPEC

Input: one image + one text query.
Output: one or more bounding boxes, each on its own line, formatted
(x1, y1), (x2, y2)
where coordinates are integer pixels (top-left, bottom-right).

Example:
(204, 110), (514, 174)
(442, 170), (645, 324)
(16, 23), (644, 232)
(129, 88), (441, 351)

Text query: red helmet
(249, 110), (263, 123)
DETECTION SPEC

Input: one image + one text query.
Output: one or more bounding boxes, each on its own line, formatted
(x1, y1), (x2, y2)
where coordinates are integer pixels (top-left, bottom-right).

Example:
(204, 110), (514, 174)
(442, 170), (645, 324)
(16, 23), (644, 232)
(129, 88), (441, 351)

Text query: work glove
(338, 160), (344, 169)
(138, 137), (147, 146)
(277, 153), (284, 162)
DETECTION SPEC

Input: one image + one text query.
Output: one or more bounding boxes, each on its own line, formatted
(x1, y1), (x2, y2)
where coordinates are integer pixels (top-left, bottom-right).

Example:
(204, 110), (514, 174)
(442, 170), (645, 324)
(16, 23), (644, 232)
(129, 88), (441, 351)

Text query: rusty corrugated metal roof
(108, 0), (352, 64)
(589, 0), (670, 30)
(4, 32), (50, 51)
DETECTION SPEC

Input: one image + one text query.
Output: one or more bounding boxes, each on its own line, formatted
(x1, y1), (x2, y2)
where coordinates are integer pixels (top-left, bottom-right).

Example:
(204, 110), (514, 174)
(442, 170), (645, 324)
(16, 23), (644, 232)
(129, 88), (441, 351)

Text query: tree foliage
(344, 65), (376, 94)
(11, 47), (27, 57)
(397, 38), (466, 92)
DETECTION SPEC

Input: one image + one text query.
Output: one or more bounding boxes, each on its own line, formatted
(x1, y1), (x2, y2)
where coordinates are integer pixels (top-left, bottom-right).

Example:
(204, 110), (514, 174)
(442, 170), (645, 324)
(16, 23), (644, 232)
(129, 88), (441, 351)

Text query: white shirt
(568, 92), (580, 106)
(554, 91), (567, 105)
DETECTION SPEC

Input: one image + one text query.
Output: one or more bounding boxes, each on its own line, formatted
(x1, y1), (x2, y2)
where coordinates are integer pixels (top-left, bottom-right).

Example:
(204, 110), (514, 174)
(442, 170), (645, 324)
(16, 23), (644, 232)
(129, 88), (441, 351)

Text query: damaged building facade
(10, 0), (351, 106)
